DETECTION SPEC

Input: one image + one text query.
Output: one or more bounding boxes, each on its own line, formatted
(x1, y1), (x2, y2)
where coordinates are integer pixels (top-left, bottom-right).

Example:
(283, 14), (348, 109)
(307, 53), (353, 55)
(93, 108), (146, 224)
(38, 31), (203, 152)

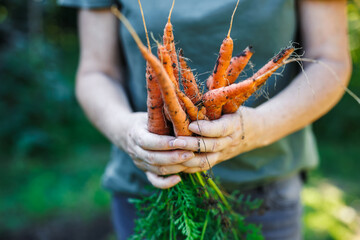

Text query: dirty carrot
(111, 6), (191, 136)
(203, 80), (255, 120)
(163, 0), (179, 84)
(159, 45), (207, 121)
(206, 0), (239, 90)
(146, 63), (172, 135)
(179, 49), (202, 104)
(252, 47), (295, 81)
(222, 47), (295, 114)
(137, 0), (170, 135)
(158, 44), (179, 89)
(176, 89), (208, 121)
(226, 46), (254, 85)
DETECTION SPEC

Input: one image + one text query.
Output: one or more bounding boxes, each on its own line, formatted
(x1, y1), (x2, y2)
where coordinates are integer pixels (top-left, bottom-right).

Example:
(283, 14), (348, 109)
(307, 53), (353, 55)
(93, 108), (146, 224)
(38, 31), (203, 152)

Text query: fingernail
(182, 152), (193, 160)
(188, 123), (200, 133)
(188, 123), (196, 131)
(173, 139), (187, 148)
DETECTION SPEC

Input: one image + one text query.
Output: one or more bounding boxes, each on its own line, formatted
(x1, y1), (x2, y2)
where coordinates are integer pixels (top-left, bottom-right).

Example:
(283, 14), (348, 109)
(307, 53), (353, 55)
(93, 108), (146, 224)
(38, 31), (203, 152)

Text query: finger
(182, 152), (219, 169)
(188, 114), (239, 137)
(146, 172), (181, 189)
(134, 159), (188, 175)
(183, 166), (213, 174)
(133, 127), (177, 151)
(174, 136), (233, 152)
(135, 146), (195, 165)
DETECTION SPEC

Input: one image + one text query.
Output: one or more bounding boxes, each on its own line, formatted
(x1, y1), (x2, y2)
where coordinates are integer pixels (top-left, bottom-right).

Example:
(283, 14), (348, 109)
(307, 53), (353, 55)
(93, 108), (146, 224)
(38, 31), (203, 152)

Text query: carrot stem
(168, 0), (175, 23)
(227, 0), (240, 37)
(137, 0), (151, 51)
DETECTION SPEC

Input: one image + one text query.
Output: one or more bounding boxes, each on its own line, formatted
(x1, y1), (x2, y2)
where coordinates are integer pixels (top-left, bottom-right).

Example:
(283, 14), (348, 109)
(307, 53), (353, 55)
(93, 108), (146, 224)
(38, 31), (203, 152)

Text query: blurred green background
(0, 0), (359, 239)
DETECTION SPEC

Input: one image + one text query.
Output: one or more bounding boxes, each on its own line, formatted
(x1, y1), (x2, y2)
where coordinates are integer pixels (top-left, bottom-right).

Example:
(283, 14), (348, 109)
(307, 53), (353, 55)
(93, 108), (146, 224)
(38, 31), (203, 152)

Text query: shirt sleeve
(57, 0), (114, 8)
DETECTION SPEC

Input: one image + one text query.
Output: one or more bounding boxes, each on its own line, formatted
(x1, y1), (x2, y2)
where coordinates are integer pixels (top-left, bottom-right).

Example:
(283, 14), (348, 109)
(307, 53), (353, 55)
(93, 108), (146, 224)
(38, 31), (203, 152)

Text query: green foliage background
(0, 0), (359, 239)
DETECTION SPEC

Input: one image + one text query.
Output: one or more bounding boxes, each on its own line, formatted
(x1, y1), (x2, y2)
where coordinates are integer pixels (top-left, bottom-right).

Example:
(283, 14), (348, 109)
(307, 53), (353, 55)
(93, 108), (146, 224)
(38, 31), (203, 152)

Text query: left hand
(172, 106), (267, 173)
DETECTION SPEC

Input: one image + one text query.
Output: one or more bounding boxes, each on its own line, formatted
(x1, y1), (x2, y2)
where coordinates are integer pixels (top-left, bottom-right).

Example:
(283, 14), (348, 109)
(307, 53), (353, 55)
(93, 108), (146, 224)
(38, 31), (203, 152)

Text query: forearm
(256, 57), (351, 146)
(76, 8), (138, 149)
(76, 71), (134, 148)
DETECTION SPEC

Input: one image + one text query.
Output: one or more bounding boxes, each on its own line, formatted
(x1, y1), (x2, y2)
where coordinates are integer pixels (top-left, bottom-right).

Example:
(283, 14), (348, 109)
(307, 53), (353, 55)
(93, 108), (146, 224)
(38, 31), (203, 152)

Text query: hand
(114, 112), (195, 189)
(171, 107), (266, 173)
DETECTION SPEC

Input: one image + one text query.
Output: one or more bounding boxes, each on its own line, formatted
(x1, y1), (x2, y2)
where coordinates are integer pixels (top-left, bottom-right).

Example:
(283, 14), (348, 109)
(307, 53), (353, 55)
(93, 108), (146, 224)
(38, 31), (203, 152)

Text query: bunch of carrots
(112, 2), (293, 137)
(112, 1), (294, 239)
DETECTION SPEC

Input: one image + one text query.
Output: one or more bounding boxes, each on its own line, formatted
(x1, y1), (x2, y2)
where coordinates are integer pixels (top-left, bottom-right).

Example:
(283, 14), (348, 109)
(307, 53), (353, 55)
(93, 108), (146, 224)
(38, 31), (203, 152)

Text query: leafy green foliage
(129, 173), (264, 240)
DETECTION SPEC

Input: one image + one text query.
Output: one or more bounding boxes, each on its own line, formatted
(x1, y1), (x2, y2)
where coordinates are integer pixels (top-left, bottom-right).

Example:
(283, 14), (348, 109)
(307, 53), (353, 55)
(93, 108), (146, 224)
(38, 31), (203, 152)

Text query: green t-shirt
(59, 0), (319, 195)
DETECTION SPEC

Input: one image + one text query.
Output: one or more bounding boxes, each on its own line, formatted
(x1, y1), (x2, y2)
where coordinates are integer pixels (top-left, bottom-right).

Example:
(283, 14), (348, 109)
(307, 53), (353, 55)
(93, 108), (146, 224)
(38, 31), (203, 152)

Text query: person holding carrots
(58, 0), (351, 239)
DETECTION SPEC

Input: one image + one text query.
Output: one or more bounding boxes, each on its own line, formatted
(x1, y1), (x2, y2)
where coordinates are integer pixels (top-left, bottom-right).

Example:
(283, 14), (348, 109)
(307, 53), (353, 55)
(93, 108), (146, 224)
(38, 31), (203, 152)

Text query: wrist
(239, 106), (268, 150)
(107, 112), (146, 151)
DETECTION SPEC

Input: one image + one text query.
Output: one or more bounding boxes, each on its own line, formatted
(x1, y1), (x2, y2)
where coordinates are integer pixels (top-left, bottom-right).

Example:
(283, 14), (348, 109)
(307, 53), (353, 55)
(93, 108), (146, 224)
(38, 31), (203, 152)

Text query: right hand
(114, 112), (195, 189)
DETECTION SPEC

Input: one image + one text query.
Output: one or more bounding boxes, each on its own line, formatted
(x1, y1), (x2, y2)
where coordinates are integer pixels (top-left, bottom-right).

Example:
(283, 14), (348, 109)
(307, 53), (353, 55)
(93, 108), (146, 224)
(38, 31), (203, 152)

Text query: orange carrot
(179, 49), (202, 104)
(225, 46), (254, 85)
(111, 7), (191, 136)
(137, 0), (170, 135)
(163, 0), (179, 84)
(206, 0), (239, 90)
(146, 63), (172, 134)
(203, 80), (255, 120)
(207, 36), (233, 90)
(158, 44), (179, 89)
(252, 47), (294, 80)
(176, 89), (207, 121)
(158, 45), (207, 121)
(222, 47), (295, 114)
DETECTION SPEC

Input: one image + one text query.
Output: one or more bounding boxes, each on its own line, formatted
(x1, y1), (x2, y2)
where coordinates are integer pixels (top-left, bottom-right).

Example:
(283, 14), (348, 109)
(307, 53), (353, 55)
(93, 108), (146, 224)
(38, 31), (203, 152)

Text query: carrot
(154, 44), (191, 136)
(146, 63), (172, 134)
(163, 0), (180, 84)
(111, 6), (192, 136)
(137, 0), (171, 135)
(206, 36), (233, 91)
(176, 89), (208, 121)
(206, 0), (239, 90)
(252, 47), (295, 80)
(225, 46), (254, 85)
(158, 45), (207, 121)
(179, 49), (202, 104)
(158, 43), (179, 89)
(203, 80), (255, 120)
(222, 47), (295, 114)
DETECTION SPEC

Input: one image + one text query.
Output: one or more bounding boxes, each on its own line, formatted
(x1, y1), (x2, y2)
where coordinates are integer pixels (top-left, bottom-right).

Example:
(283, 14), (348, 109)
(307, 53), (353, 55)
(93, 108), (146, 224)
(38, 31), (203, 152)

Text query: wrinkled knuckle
(147, 153), (155, 165)
(137, 137), (145, 147)
(129, 153), (136, 160)
(221, 123), (228, 135)
(199, 157), (207, 169)
(126, 146), (133, 155)
(133, 161), (142, 169)
(172, 152), (182, 163)
(211, 141), (219, 152)
(159, 166), (167, 175)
